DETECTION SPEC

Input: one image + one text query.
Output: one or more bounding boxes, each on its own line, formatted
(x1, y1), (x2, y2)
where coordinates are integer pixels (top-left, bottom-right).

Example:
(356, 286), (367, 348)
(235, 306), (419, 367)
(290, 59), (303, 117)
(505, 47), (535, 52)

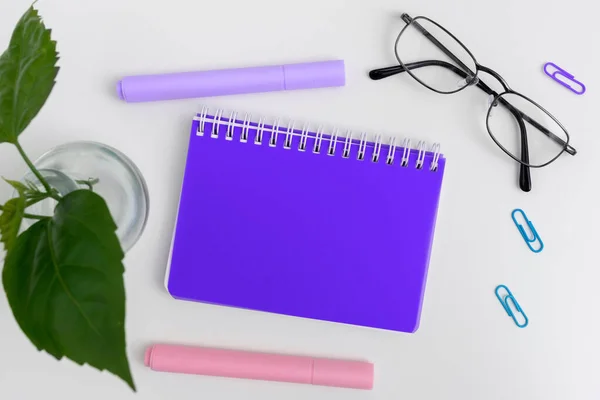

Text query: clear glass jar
(20, 141), (149, 252)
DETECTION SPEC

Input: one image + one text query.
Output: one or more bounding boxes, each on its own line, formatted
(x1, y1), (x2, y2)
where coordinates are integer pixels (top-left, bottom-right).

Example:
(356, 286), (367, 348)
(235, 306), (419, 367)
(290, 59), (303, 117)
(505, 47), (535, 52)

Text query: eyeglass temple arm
(370, 61), (493, 91)
(370, 61), (496, 95)
(369, 62), (577, 155)
(401, 13), (476, 78)
(516, 116), (532, 192)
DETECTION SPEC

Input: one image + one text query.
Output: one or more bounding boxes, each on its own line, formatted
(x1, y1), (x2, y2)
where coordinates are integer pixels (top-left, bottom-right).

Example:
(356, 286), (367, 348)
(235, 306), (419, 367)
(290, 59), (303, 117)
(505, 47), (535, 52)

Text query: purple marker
(117, 60), (345, 103)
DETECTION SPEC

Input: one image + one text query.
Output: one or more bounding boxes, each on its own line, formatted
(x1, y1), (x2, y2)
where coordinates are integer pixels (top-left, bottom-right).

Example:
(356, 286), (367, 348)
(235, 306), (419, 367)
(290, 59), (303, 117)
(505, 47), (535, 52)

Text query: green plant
(0, 6), (135, 391)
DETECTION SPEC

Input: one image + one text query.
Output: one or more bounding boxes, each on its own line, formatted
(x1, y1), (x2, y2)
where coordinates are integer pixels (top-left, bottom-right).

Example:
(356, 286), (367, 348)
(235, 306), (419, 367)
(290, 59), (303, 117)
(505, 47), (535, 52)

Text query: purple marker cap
(117, 60), (345, 103)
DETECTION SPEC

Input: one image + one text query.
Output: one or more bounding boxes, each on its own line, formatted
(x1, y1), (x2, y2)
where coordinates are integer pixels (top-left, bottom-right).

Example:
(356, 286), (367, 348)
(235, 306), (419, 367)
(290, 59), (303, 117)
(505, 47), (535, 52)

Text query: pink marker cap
(312, 358), (374, 389)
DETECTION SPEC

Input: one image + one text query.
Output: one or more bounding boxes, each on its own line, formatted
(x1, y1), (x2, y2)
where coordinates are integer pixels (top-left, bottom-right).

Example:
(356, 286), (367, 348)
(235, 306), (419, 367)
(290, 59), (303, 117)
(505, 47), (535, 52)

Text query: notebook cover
(167, 114), (446, 333)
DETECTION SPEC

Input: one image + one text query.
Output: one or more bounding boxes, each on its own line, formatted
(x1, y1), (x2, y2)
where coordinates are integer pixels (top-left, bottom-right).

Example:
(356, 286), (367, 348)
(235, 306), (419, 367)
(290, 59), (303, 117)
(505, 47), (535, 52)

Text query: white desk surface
(1, 0), (598, 399)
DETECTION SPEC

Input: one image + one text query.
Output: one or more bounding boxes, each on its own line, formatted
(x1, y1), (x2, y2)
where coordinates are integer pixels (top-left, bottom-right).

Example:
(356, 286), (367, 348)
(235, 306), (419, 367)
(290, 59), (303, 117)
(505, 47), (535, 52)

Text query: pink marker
(144, 343), (374, 390)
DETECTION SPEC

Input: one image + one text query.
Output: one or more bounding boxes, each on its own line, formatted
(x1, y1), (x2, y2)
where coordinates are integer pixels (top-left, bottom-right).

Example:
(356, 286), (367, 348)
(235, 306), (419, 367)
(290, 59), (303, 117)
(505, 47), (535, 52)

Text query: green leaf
(3, 177), (54, 206)
(2, 190), (135, 391)
(0, 6), (59, 144)
(0, 195), (26, 252)
(3, 177), (29, 193)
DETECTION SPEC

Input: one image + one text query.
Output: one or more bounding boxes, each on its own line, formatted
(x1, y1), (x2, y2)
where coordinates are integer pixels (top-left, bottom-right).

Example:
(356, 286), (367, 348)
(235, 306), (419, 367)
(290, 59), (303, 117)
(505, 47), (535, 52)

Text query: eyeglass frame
(369, 13), (577, 192)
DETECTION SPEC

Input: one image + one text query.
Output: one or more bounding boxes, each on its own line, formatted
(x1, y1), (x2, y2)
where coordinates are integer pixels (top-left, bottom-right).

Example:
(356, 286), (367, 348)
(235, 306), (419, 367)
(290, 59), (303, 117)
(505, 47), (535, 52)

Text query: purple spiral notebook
(166, 108), (446, 333)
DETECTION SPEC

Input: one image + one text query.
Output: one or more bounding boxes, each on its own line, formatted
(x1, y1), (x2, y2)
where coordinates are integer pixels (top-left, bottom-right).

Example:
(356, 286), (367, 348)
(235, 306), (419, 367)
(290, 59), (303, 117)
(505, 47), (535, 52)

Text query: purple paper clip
(543, 62), (586, 95)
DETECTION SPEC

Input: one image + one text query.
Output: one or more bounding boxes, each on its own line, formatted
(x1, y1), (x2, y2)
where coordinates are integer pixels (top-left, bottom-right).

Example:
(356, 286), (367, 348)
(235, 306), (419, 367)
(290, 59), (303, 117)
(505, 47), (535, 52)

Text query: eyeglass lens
(487, 93), (569, 167)
(395, 17), (477, 94)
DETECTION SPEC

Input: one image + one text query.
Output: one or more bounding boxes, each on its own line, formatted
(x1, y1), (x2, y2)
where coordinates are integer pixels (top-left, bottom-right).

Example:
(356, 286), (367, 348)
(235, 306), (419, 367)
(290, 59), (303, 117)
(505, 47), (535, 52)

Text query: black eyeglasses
(369, 13), (576, 192)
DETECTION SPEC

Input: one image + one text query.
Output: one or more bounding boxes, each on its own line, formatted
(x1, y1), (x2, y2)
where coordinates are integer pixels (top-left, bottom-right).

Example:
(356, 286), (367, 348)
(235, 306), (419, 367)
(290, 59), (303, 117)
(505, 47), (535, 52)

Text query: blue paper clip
(511, 209), (544, 253)
(543, 62), (586, 95)
(495, 285), (528, 328)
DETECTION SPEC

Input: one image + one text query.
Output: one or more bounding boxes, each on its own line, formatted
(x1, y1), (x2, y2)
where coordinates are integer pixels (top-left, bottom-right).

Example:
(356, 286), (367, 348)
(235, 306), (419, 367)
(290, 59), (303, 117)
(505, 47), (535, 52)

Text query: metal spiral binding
(255, 117), (265, 145)
(284, 121), (294, 149)
(387, 137), (397, 165)
(401, 138), (411, 167)
(328, 128), (339, 156)
(194, 107), (442, 171)
(415, 141), (426, 170)
(342, 130), (352, 158)
(269, 118), (280, 147)
(226, 111), (237, 141)
(313, 126), (324, 154)
(430, 143), (441, 171)
(372, 134), (382, 163)
(358, 132), (368, 161)
(211, 109), (223, 138)
(240, 113), (251, 143)
(299, 123), (309, 151)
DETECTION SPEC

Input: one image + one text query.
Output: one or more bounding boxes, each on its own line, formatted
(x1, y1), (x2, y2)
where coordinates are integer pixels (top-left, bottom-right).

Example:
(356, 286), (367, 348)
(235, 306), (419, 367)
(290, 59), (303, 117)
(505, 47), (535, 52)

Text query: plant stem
(15, 141), (60, 201)
(23, 212), (47, 220)
(26, 195), (50, 208)
(0, 204), (47, 220)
